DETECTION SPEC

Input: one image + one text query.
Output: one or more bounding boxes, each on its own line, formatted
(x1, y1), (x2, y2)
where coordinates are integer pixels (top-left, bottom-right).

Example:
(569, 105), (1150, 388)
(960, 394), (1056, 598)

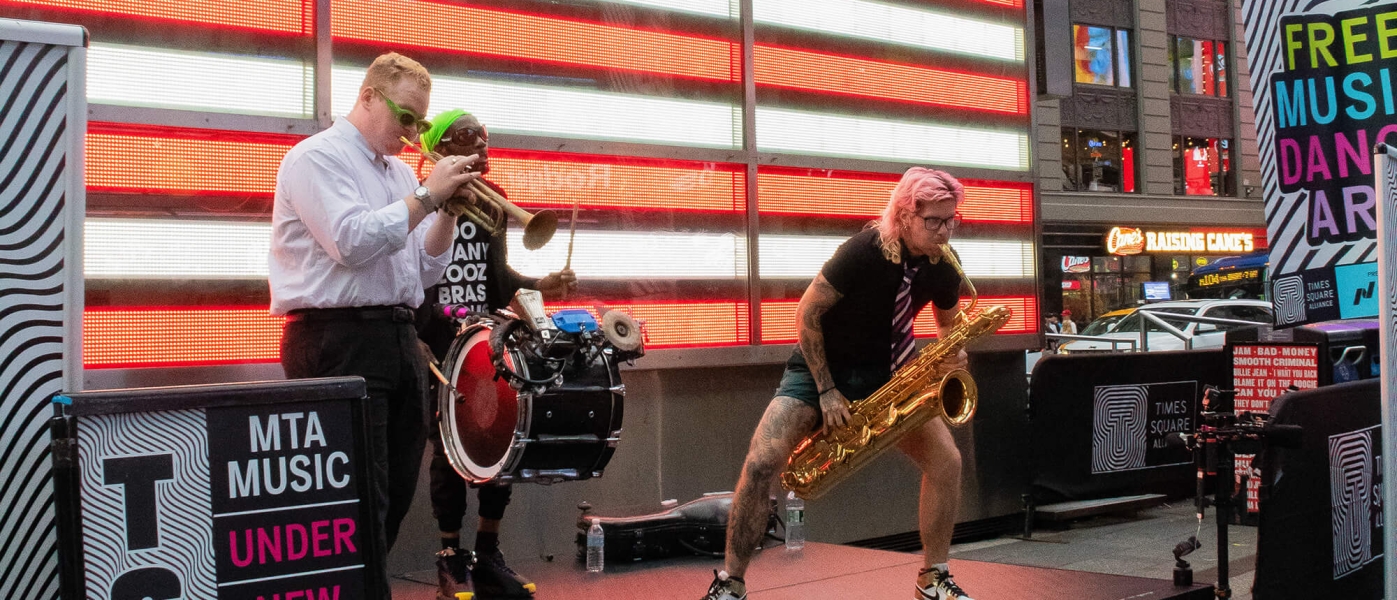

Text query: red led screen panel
(401, 149), (746, 213)
(332, 0), (740, 82)
(84, 307), (285, 368)
(545, 301), (750, 349)
(87, 124), (298, 195)
(757, 169), (1033, 223)
(84, 301), (752, 367)
(753, 45), (1027, 115)
(486, 151), (745, 213)
(3, 0), (312, 34)
(760, 295), (1038, 343)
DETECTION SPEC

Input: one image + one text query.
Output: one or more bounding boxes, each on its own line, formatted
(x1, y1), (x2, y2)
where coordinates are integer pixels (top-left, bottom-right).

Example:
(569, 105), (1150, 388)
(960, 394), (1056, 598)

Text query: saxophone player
(701, 168), (975, 600)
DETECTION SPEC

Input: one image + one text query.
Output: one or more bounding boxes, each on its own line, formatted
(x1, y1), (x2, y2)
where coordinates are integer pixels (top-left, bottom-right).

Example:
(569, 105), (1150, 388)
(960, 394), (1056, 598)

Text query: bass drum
(438, 322), (625, 484)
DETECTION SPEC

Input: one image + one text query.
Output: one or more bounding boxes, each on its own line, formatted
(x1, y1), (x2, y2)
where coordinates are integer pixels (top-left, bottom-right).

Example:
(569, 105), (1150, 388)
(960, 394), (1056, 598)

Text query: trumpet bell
(523, 209), (558, 250)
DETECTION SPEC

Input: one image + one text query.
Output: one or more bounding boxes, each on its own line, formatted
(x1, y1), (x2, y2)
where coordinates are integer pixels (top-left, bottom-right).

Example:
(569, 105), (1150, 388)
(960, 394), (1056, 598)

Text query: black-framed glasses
(374, 88), (431, 133)
(921, 213), (962, 232)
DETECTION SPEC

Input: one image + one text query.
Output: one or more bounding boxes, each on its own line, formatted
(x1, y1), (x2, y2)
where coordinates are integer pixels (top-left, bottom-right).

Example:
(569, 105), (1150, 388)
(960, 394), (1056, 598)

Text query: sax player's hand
(945, 349), (968, 372)
(819, 388), (852, 434)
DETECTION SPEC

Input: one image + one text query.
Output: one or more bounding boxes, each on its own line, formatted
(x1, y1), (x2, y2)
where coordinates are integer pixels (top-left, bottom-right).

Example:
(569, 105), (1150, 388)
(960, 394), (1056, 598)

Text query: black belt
(286, 305), (416, 324)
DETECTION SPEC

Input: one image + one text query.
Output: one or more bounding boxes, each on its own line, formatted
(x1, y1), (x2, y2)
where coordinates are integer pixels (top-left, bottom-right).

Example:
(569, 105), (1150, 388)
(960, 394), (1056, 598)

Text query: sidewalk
(950, 503), (1258, 600)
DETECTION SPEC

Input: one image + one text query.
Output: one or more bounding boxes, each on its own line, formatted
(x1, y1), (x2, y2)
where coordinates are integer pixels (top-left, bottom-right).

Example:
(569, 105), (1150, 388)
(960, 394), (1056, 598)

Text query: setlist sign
(57, 378), (377, 600)
(1232, 343), (1320, 512)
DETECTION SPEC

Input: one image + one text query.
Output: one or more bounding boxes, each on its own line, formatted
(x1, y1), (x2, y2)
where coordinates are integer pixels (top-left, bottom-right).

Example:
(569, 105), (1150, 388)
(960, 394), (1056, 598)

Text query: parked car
(1057, 299), (1272, 354)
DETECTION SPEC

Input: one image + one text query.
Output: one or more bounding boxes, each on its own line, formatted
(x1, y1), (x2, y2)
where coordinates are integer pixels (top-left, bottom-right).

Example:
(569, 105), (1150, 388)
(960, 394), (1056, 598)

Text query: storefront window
(1173, 36), (1228, 97)
(1073, 25), (1133, 87)
(1062, 129), (1137, 193)
(1173, 137), (1234, 196)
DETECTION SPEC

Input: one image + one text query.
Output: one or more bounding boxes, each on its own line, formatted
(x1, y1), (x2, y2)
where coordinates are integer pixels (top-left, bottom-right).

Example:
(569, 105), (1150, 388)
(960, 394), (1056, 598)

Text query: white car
(1057, 299), (1273, 354)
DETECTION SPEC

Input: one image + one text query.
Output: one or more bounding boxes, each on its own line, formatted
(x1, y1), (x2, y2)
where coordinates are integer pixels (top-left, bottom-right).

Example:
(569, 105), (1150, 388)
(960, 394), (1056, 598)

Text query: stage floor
(391, 541), (1213, 600)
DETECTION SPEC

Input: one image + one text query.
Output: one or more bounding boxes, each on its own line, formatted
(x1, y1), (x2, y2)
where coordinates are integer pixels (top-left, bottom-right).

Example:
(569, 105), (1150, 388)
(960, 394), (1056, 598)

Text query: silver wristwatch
(413, 185), (438, 212)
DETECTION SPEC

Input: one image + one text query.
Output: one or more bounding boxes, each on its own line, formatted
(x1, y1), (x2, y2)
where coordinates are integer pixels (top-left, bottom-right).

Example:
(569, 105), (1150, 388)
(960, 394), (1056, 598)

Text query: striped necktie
(891, 261), (921, 371)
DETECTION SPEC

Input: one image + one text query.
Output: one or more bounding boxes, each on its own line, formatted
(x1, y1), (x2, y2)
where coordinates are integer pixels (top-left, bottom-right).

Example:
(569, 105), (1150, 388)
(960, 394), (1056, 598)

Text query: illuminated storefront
(1043, 225), (1266, 329)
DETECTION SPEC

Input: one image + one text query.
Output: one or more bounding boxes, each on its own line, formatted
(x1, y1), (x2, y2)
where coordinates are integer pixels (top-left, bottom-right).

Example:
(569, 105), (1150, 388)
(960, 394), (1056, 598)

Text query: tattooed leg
(724, 396), (819, 578)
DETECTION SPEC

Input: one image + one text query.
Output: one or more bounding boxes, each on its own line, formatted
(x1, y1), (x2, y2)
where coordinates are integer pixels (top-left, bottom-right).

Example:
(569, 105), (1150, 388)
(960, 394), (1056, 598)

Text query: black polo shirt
(817, 227), (962, 375)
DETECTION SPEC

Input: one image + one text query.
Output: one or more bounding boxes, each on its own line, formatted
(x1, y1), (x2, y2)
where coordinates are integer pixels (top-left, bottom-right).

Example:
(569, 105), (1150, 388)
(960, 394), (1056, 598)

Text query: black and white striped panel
(77, 410), (217, 599)
(1090, 385), (1148, 474)
(0, 39), (71, 600)
(1241, 0), (1376, 274)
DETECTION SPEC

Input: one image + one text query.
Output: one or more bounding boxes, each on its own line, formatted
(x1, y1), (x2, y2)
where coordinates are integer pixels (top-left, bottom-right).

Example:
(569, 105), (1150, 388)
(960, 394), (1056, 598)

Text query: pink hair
(875, 167), (964, 263)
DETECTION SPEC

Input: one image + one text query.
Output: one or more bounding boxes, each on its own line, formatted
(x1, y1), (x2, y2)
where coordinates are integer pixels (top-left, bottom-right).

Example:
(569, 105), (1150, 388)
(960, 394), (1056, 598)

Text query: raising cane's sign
(1106, 227), (1261, 255)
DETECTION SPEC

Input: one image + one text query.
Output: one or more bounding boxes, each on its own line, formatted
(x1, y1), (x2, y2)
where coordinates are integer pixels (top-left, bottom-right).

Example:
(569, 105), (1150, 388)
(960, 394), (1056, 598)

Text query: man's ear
(358, 86), (376, 109)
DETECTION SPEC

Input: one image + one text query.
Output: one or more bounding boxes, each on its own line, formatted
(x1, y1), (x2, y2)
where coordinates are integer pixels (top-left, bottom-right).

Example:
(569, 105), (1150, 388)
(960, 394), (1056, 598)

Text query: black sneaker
(472, 548), (536, 597)
(916, 568), (973, 600)
(436, 548), (477, 600)
(701, 570), (746, 600)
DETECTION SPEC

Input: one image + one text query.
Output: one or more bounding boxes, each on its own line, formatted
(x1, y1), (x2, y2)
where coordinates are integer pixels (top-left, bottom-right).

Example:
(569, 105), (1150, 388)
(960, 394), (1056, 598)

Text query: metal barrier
(1046, 309), (1267, 353)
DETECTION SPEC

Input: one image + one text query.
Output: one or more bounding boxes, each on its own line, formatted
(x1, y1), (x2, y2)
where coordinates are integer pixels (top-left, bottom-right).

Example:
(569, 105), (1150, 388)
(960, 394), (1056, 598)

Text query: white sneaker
(701, 570), (746, 600)
(916, 568), (973, 600)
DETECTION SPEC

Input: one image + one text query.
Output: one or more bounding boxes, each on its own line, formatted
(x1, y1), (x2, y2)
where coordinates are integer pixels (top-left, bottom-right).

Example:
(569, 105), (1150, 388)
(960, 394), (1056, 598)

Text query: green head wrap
(420, 108), (470, 155)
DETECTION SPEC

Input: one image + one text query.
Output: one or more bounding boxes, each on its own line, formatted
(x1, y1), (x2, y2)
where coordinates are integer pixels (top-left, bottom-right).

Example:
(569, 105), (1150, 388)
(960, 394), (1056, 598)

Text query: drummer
(412, 109), (576, 599)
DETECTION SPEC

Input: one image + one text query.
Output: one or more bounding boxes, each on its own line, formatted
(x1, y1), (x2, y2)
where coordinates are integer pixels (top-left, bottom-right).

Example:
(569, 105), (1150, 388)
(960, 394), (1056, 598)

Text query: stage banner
(1240, 0), (1393, 327)
(51, 378), (380, 600)
(1254, 379), (1382, 598)
(1029, 351), (1230, 502)
(1376, 138), (1396, 598)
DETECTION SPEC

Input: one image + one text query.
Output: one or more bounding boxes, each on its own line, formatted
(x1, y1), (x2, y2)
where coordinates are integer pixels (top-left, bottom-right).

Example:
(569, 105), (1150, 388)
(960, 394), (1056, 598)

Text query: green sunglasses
(375, 88), (431, 133)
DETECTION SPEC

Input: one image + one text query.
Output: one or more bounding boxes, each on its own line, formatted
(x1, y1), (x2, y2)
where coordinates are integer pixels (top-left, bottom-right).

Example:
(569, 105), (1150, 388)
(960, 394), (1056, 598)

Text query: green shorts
(774, 349), (889, 412)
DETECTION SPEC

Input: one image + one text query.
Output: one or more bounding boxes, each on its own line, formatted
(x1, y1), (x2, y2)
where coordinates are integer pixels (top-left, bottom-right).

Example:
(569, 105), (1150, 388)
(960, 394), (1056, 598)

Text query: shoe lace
(482, 550), (520, 577)
(704, 570), (732, 599)
(937, 571), (967, 597)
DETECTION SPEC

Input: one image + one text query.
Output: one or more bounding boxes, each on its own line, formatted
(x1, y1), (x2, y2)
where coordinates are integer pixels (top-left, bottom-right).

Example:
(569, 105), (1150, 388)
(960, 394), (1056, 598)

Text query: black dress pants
(281, 311), (427, 597)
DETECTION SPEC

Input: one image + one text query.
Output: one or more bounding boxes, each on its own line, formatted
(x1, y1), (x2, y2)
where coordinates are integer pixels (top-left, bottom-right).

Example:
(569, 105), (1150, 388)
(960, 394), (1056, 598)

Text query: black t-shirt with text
(415, 181), (538, 359)
(816, 227), (961, 376)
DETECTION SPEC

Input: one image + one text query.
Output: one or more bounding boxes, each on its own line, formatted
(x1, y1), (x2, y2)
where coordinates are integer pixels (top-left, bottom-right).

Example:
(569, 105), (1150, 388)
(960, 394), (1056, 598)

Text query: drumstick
(564, 196), (580, 271)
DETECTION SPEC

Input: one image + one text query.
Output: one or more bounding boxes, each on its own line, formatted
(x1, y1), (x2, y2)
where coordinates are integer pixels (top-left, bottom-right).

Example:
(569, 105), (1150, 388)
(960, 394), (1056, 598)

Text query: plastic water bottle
(586, 518), (605, 572)
(785, 491), (805, 551)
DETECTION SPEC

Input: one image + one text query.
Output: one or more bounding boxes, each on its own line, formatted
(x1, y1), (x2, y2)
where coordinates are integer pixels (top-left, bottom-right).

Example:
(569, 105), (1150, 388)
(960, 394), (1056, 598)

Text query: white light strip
(754, 0), (1024, 62)
(86, 219), (271, 279)
(85, 220), (1028, 281)
(507, 230), (748, 278)
(756, 107), (1029, 171)
(333, 67), (741, 149)
(88, 43), (313, 118)
(759, 235), (1034, 279)
(603, 0), (737, 18)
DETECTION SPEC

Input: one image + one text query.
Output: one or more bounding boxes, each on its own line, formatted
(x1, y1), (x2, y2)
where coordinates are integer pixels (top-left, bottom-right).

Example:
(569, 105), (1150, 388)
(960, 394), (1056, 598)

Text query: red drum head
(442, 326), (520, 481)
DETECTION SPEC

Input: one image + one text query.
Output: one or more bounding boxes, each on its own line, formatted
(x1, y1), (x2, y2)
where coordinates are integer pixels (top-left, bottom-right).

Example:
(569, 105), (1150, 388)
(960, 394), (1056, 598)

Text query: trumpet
(401, 136), (558, 250)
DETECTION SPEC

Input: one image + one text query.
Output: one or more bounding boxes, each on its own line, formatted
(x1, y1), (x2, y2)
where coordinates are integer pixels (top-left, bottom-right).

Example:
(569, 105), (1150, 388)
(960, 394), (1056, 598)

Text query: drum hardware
(437, 308), (637, 485)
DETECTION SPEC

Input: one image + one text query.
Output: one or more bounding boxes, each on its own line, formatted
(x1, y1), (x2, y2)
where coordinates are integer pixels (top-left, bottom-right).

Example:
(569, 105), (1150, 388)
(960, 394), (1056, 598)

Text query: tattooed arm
(934, 305), (968, 371)
(797, 273), (849, 432)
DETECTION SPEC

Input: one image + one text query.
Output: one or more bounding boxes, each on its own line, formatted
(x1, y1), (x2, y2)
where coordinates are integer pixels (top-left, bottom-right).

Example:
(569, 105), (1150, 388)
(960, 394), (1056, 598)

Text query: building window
(1062, 128), (1137, 193)
(1073, 25), (1132, 87)
(1171, 36), (1228, 97)
(1173, 136), (1234, 196)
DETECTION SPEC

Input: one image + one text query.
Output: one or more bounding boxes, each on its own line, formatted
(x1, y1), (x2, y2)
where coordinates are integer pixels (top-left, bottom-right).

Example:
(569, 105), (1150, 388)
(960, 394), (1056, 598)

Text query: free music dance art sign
(1240, 0), (1392, 326)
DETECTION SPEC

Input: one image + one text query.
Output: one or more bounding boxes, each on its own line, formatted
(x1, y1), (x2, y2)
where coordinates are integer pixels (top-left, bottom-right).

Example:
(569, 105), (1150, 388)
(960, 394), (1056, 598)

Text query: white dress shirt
(269, 118), (450, 315)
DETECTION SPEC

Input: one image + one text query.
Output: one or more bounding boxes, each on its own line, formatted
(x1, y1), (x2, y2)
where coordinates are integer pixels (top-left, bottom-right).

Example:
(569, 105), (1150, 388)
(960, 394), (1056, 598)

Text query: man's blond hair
(361, 52), (431, 97)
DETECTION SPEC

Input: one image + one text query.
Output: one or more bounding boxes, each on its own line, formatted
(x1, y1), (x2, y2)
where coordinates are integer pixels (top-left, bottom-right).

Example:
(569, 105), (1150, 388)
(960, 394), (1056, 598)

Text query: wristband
(817, 386), (835, 396)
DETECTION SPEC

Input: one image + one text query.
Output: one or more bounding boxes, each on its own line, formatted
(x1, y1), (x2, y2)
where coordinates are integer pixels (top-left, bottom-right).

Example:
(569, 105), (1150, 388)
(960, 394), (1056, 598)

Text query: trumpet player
(701, 168), (975, 600)
(412, 109), (576, 600)
(269, 52), (476, 600)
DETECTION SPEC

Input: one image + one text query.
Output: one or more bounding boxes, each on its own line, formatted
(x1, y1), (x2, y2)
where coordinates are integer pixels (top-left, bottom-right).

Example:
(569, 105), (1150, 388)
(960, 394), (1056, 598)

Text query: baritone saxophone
(780, 244), (1013, 500)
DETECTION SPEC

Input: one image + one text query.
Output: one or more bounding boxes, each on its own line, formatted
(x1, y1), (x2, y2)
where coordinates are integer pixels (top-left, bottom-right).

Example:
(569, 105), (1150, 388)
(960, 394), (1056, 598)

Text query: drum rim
(439, 324), (526, 484)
